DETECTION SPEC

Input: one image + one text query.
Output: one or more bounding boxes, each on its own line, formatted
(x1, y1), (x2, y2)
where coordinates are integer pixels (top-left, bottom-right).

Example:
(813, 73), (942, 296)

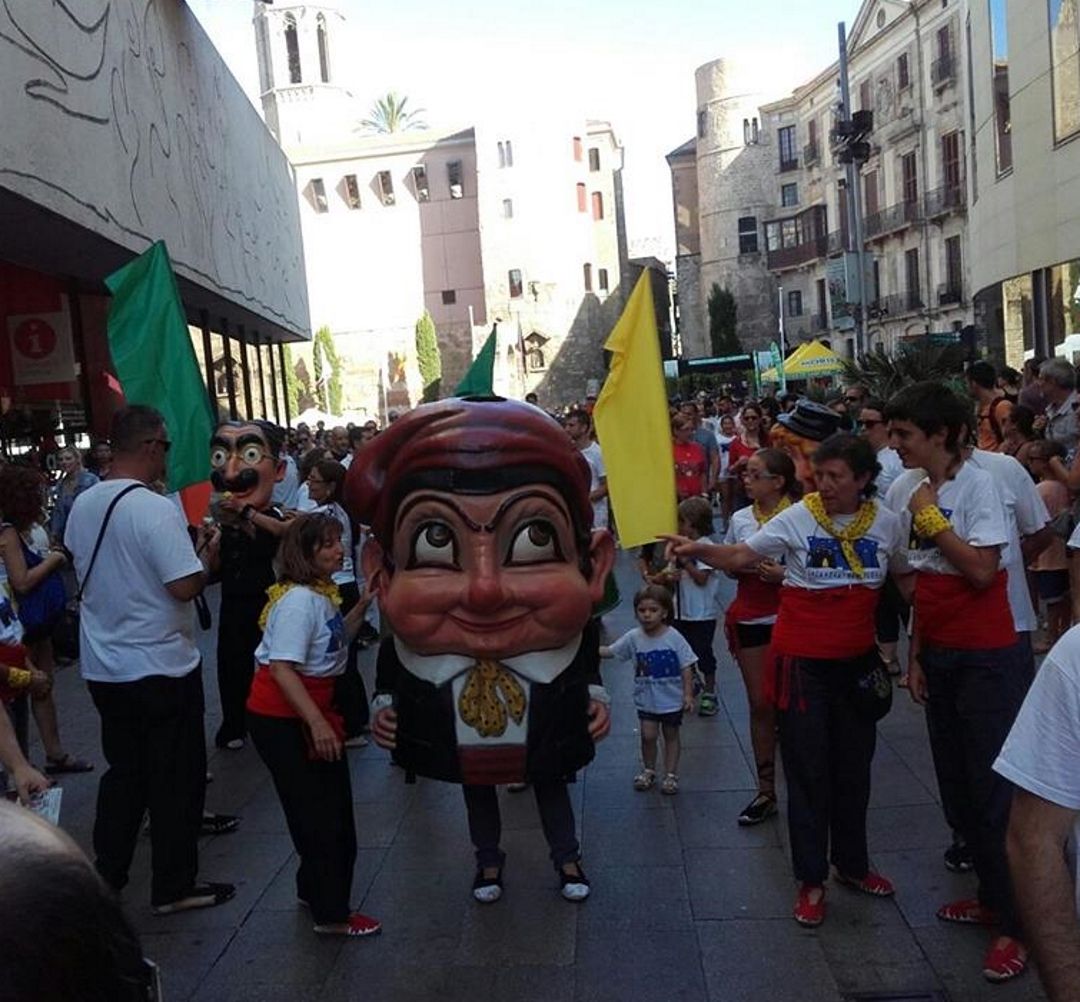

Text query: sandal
(660, 773), (679, 795)
(633, 768), (656, 791)
(794, 883), (826, 927)
(937, 898), (1000, 925)
(44, 754), (94, 775)
(835, 870), (895, 897)
(314, 912), (382, 937)
(983, 937), (1027, 983)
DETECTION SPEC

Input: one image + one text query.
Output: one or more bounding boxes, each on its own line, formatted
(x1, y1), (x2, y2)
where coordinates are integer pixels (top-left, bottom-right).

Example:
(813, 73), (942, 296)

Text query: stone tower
(694, 59), (777, 355)
(253, 2), (353, 150)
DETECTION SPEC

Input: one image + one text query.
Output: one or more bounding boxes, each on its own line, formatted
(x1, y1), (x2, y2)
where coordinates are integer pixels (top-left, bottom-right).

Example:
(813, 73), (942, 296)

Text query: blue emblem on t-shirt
(634, 649), (682, 680)
(326, 612), (345, 654)
(805, 535), (882, 572)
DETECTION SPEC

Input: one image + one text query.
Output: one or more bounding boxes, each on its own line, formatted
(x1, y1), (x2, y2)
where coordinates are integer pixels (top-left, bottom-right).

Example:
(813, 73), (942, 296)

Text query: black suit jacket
(375, 621), (602, 784)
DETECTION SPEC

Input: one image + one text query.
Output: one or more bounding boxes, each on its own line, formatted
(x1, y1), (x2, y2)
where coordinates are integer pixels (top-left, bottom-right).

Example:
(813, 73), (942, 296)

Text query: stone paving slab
(22, 552), (1048, 1001)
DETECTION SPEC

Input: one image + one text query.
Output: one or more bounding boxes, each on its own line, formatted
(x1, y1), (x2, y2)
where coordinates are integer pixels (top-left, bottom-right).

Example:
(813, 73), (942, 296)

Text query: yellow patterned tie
(458, 660), (527, 738)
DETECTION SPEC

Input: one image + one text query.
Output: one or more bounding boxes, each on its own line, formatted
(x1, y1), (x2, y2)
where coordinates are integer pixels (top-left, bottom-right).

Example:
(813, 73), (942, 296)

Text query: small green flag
(104, 241), (215, 492)
(455, 326), (497, 396)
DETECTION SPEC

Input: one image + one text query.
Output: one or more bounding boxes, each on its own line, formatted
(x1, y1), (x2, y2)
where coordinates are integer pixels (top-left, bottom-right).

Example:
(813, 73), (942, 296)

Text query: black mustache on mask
(211, 469), (259, 493)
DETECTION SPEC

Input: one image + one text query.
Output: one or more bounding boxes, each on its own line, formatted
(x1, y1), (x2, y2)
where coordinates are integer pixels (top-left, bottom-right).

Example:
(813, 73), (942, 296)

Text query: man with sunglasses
(65, 406), (234, 915)
(857, 399), (903, 501)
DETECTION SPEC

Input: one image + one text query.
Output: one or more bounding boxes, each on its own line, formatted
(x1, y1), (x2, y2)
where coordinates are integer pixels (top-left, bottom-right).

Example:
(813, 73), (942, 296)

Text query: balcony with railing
(803, 140), (820, 168)
(864, 198), (921, 241)
(938, 282), (966, 307)
(767, 234), (829, 270)
(779, 154), (799, 173)
(931, 53), (955, 89)
(765, 205), (831, 271)
(866, 292), (925, 320)
(923, 183), (966, 219)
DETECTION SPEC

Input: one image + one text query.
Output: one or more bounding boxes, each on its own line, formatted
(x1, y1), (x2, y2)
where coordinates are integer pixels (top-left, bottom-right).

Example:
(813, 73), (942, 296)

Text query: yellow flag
(594, 271), (677, 548)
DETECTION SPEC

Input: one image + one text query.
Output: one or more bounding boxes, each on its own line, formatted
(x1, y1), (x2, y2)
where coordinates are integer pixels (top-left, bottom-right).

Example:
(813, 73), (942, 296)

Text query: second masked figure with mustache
(205, 421), (289, 749)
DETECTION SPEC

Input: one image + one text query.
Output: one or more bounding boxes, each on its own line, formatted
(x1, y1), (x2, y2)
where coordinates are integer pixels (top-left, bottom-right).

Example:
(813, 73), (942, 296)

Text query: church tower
(253, 2), (353, 150)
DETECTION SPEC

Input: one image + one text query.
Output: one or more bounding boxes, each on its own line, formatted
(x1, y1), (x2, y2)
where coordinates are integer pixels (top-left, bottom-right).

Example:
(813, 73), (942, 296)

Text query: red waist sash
(914, 570), (1016, 650)
(725, 575), (781, 626)
(247, 665), (345, 752)
(770, 585), (880, 660)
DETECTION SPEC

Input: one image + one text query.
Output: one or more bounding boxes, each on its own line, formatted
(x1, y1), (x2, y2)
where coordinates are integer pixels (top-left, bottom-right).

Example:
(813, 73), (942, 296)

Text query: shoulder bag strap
(75, 484), (147, 602)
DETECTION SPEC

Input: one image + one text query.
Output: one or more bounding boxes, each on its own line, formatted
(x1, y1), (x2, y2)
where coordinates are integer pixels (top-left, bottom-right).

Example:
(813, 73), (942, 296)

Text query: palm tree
(841, 342), (968, 401)
(357, 92), (427, 134)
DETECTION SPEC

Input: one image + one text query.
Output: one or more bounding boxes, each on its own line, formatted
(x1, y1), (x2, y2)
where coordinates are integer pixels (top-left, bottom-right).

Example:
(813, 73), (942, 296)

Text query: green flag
(455, 326), (497, 396)
(104, 241), (214, 492)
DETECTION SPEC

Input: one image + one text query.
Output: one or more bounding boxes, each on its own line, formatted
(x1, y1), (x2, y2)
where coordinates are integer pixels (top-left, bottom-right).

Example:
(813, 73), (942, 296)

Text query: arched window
(316, 14), (330, 83)
(285, 15), (301, 84)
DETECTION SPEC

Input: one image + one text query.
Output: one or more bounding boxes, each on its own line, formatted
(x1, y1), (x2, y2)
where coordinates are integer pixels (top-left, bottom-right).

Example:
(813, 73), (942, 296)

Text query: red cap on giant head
(344, 397), (594, 547)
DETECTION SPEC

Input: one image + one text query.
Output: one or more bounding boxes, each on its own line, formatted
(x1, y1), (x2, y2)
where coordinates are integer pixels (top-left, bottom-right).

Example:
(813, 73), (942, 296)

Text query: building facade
(0, 0), (307, 449)
(670, 0), (973, 362)
(256, 3), (628, 413)
(966, 0), (1080, 367)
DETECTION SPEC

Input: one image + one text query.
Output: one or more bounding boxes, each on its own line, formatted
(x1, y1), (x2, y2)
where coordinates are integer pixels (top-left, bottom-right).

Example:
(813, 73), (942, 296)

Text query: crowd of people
(2, 362), (1080, 1001)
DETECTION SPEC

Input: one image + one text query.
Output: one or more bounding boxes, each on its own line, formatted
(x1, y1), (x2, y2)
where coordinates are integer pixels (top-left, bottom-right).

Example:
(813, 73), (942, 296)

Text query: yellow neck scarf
(258, 579), (342, 631)
(753, 495), (792, 526)
(802, 492), (877, 579)
(458, 659), (527, 738)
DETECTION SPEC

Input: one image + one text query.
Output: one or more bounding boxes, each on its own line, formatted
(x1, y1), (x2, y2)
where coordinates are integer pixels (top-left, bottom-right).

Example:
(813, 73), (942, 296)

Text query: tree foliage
(841, 342), (969, 401)
(358, 91), (428, 134)
(312, 326), (343, 415)
(415, 311), (442, 403)
(707, 284), (743, 357)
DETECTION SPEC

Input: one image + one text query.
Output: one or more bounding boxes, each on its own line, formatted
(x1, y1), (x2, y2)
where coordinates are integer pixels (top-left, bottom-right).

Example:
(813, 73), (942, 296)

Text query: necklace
(802, 492), (877, 578)
(752, 495), (792, 526)
(258, 579), (341, 631)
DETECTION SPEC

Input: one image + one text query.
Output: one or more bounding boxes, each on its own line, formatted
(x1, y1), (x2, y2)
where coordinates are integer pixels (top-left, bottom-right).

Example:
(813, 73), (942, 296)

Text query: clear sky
(189, 0), (863, 259)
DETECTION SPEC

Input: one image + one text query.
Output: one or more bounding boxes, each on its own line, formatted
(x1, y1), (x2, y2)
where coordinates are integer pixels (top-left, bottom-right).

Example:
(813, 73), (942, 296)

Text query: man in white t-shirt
(994, 627), (1080, 1001)
(65, 405), (234, 916)
(565, 409), (609, 531)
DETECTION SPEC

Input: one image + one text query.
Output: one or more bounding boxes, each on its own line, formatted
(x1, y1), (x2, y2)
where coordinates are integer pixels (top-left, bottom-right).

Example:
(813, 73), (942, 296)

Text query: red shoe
(794, 884), (826, 927)
(936, 898), (1000, 926)
(313, 912), (382, 937)
(983, 937), (1027, 983)
(835, 870), (895, 897)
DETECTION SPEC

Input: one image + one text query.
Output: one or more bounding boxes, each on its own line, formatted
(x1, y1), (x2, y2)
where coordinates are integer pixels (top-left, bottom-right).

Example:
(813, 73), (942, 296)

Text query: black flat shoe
(472, 864), (504, 903)
(559, 863), (590, 902)
(737, 793), (778, 826)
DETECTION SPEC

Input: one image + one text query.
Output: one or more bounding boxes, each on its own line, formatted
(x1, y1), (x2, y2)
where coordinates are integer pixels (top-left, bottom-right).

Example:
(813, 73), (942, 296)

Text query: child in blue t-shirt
(601, 585), (697, 795)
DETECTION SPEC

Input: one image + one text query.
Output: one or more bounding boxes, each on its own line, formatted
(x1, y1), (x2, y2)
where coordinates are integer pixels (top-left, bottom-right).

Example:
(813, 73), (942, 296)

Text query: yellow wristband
(5, 667), (32, 690)
(913, 504), (951, 539)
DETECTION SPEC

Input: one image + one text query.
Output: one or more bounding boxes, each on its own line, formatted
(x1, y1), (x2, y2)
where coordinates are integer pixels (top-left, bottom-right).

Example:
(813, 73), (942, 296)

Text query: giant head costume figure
(345, 398), (616, 786)
(210, 420), (286, 519)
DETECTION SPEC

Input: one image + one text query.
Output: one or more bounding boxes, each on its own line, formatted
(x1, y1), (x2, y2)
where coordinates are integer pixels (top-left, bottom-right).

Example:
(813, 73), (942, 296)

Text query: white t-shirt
(875, 447), (904, 501)
(254, 585), (347, 678)
(716, 435), (735, 478)
(724, 504), (783, 624)
(65, 480), (202, 682)
(674, 557), (721, 621)
(295, 482), (317, 513)
(994, 625), (1080, 916)
(310, 501), (355, 585)
(0, 535), (24, 647)
(884, 463), (1008, 577)
(745, 499), (903, 590)
(967, 450), (1049, 633)
(609, 625), (697, 715)
(580, 440), (608, 530)
(271, 454), (300, 510)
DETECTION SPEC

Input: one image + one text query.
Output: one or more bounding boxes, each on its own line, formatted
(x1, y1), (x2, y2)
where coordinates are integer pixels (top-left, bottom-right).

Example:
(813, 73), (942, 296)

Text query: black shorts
(637, 710), (684, 727)
(1035, 569), (1070, 604)
(735, 622), (773, 648)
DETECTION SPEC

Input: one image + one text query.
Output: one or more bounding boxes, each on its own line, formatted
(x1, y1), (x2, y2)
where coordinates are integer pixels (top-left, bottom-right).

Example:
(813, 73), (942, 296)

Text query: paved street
(37, 550), (1047, 1002)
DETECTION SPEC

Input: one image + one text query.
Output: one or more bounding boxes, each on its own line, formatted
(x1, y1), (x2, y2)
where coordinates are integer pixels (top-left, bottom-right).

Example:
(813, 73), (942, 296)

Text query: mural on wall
(0, 0), (309, 337)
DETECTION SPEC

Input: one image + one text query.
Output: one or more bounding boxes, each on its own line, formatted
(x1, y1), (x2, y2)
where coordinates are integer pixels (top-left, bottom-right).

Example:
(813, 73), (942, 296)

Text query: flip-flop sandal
(44, 754), (94, 775)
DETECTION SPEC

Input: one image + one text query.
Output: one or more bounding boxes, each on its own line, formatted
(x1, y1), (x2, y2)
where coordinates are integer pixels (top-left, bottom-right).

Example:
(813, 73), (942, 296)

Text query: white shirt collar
(394, 634), (582, 688)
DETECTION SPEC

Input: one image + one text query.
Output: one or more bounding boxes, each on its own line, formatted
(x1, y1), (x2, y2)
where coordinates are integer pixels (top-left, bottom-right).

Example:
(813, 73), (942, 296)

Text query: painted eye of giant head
(241, 443), (268, 465)
(506, 519), (562, 565)
(409, 520), (458, 568)
(210, 446), (229, 469)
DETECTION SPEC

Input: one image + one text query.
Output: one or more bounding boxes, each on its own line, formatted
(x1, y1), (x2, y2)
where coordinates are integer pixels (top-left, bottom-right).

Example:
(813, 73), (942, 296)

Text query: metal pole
(838, 22), (869, 359)
(777, 285), (787, 394)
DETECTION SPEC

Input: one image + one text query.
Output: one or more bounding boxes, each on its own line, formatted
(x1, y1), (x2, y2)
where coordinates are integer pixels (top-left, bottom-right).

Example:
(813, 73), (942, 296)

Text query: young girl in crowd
(666, 434), (905, 928)
(672, 497), (721, 717)
(1026, 440), (1071, 652)
(602, 585), (697, 795)
(245, 513), (379, 938)
(303, 459), (369, 744)
(724, 448), (798, 826)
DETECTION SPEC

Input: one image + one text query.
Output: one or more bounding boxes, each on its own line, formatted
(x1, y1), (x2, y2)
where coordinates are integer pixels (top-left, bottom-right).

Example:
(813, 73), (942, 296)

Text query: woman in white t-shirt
(304, 459), (368, 744)
(245, 513), (378, 938)
(666, 434), (907, 929)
